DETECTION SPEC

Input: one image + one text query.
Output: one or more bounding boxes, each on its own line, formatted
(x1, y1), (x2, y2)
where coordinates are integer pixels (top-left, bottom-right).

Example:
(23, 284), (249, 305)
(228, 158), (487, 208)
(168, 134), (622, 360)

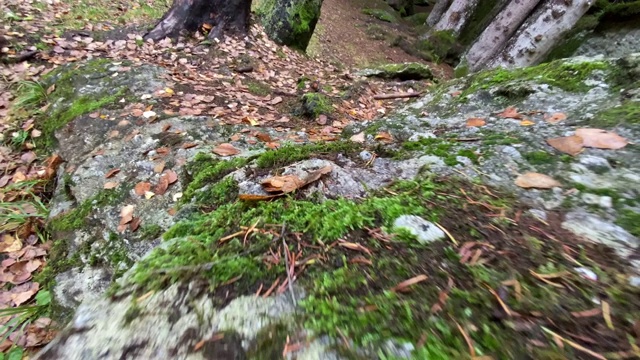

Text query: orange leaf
(134, 182), (151, 196)
(391, 274), (429, 292)
(105, 168), (120, 178)
(338, 241), (372, 255)
(515, 173), (561, 189)
(519, 119), (535, 126)
(130, 217), (142, 232)
(213, 143), (241, 156)
(497, 106), (523, 119)
(155, 175), (170, 195)
(466, 117), (486, 127)
(103, 181), (119, 189)
(547, 136), (584, 156)
(165, 170), (178, 184)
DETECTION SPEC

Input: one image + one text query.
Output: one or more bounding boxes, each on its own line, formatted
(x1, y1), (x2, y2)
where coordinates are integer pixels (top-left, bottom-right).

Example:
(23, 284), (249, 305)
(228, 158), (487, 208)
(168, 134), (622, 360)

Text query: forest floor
(0, 0), (441, 357)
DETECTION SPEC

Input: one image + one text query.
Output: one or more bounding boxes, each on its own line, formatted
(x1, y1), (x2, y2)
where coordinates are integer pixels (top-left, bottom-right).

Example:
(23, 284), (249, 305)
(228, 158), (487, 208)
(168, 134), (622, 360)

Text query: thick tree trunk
(486, 0), (593, 69)
(426, 0), (453, 27)
(463, 0), (541, 72)
(145, 0), (252, 41)
(432, 0), (480, 35)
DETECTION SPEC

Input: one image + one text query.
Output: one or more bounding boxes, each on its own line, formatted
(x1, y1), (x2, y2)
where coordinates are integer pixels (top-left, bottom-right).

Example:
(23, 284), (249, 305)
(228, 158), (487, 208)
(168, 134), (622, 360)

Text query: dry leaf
(497, 106), (523, 119)
(165, 170), (178, 184)
(575, 128), (628, 150)
(375, 132), (393, 142)
(515, 173), (561, 189)
(391, 274), (429, 293)
(338, 241), (372, 255)
(520, 119), (535, 126)
(0, 234), (22, 253)
(213, 143), (241, 156)
(103, 182), (119, 189)
(545, 112), (567, 124)
(547, 136), (584, 156)
(155, 175), (170, 195)
(130, 217), (142, 232)
(270, 96), (283, 105)
(105, 168), (120, 178)
(238, 194), (280, 201)
(154, 161), (165, 173)
(466, 117), (486, 127)
(255, 132), (272, 142)
(181, 142), (197, 149)
(134, 182), (151, 196)
(262, 175), (305, 193)
(119, 205), (135, 225)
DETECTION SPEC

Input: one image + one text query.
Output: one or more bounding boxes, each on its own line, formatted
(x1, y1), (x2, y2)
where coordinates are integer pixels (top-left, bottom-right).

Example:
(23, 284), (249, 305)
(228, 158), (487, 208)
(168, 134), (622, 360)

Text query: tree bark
(145, 0), (252, 41)
(463, 0), (542, 72)
(486, 0), (593, 69)
(426, 0), (453, 27)
(432, 0), (480, 36)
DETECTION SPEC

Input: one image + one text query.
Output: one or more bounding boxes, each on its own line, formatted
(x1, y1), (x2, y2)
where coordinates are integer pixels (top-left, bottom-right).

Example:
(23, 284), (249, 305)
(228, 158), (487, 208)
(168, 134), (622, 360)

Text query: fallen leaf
(338, 241), (372, 255)
(155, 175), (170, 195)
(105, 168), (120, 178)
(466, 117), (486, 127)
(143, 110), (157, 118)
(497, 106), (524, 119)
(130, 217), (141, 232)
(165, 170), (178, 184)
(520, 119), (535, 126)
(119, 205), (135, 225)
(21, 151), (36, 164)
(154, 161), (165, 173)
(0, 234), (22, 253)
(181, 142), (197, 149)
(103, 182), (119, 189)
(547, 136), (584, 156)
(134, 182), (151, 196)
(317, 114), (328, 125)
(375, 132), (393, 142)
(391, 275), (429, 292)
(545, 112), (567, 124)
(575, 128), (628, 150)
(242, 117), (259, 126)
(255, 132), (271, 142)
(213, 143), (241, 156)
(270, 96), (283, 105)
(515, 173), (561, 189)
(602, 301), (614, 330)
(262, 175), (305, 193)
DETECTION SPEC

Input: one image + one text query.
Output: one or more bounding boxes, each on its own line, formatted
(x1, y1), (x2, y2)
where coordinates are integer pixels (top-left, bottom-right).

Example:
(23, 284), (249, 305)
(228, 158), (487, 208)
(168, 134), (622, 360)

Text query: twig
(540, 327), (606, 360)
(373, 92), (422, 100)
(434, 222), (458, 246)
(281, 222), (297, 306)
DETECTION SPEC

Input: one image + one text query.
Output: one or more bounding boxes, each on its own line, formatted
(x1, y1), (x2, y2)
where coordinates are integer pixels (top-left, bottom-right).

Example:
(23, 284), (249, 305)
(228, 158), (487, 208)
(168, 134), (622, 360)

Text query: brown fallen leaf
(103, 182), (119, 190)
(213, 143), (241, 156)
(497, 106), (524, 119)
(105, 168), (120, 178)
(255, 132), (272, 142)
(0, 234), (22, 253)
(165, 170), (178, 184)
(375, 132), (393, 142)
(515, 173), (561, 189)
(181, 142), (197, 149)
(119, 205), (135, 225)
(155, 175), (170, 195)
(262, 175), (305, 193)
(391, 274), (429, 293)
(466, 117), (486, 127)
(575, 128), (628, 150)
(350, 132), (365, 143)
(130, 217), (142, 232)
(338, 241), (372, 255)
(134, 182), (151, 196)
(270, 96), (283, 105)
(154, 161), (165, 173)
(547, 136), (584, 156)
(545, 112), (567, 124)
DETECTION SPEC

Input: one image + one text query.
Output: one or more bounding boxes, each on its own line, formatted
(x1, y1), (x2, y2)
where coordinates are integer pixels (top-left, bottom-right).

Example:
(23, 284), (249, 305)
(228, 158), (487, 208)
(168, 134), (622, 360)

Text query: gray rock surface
(393, 215), (445, 244)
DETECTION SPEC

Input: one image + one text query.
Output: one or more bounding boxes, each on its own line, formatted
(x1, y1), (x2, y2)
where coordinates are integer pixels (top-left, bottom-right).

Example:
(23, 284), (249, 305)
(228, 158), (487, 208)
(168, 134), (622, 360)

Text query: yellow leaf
(519, 119), (535, 126)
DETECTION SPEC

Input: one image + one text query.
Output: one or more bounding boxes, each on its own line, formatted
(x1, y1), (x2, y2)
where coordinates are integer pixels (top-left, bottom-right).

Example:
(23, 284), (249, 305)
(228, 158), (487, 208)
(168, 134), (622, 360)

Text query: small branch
(281, 222), (297, 306)
(373, 92), (422, 100)
(1, 50), (38, 64)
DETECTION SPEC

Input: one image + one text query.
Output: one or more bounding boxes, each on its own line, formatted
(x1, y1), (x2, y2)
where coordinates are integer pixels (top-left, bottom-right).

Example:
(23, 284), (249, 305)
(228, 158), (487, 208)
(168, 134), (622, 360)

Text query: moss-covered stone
(592, 99), (640, 127)
(362, 8), (398, 23)
(299, 93), (334, 118)
(257, 0), (322, 51)
(357, 62), (433, 81)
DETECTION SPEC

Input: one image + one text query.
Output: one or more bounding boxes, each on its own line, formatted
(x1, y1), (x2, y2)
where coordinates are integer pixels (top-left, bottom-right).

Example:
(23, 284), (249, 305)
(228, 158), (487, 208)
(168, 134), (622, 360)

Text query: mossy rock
(356, 62), (433, 80)
(298, 93), (333, 118)
(362, 8), (398, 23)
(256, 0), (322, 51)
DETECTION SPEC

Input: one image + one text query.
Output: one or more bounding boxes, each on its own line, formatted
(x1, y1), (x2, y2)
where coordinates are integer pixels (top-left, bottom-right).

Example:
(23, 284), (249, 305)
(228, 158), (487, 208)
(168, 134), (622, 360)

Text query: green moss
(415, 31), (458, 64)
(245, 79), (272, 96)
(616, 209), (640, 237)
(182, 155), (249, 205)
(523, 151), (554, 165)
(403, 12), (428, 27)
(362, 8), (397, 23)
(247, 323), (291, 359)
(299, 93), (334, 118)
(254, 141), (358, 169)
(49, 185), (131, 231)
(462, 59), (610, 99)
(257, 0), (322, 50)
(364, 62), (433, 81)
(138, 224), (164, 240)
(592, 99), (640, 127)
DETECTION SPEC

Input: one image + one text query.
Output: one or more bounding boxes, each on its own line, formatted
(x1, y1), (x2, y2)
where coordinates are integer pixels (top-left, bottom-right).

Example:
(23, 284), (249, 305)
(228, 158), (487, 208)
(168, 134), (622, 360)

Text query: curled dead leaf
(575, 128), (628, 150)
(515, 173), (561, 189)
(547, 136), (584, 156)
(213, 143), (241, 156)
(497, 106), (524, 119)
(119, 205), (135, 225)
(466, 117), (486, 127)
(134, 182), (151, 196)
(391, 274), (429, 292)
(103, 181), (119, 190)
(105, 168), (120, 178)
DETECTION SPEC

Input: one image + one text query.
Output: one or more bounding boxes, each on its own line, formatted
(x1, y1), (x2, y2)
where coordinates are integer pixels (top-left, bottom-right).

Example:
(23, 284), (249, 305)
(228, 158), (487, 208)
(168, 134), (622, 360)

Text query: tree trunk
(145, 0), (252, 41)
(426, 0), (453, 27)
(486, 0), (593, 69)
(432, 0), (480, 36)
(463, 0), (541, 72)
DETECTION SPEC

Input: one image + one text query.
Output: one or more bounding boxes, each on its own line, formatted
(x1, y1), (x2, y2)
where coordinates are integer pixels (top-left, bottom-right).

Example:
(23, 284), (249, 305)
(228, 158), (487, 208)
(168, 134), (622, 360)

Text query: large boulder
(257, 0), (323, 51)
